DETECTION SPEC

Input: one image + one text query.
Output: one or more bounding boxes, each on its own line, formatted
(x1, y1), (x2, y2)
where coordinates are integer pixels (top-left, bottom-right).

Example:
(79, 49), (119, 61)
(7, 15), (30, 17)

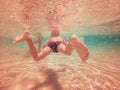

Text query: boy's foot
(13, 30), (31, 44)
(81, 50), (89, 61)
(71, 35), (89, 61)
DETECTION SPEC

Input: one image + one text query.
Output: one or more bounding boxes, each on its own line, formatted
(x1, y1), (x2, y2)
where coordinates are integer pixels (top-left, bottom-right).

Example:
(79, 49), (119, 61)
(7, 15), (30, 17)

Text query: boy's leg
(26, 37), (52, 61)
(36, 46), (52, 60)
(13, 30), (30, 44)
(57, 42), (74, 55)
(70, 35), (89, 61)
(13, 30), (52, 61)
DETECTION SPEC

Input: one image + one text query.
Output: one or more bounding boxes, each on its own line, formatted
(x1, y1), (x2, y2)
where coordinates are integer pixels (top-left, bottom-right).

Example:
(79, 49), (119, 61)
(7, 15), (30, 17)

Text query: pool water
(0, 34), (120, 90)
(0, 0), (120, 89)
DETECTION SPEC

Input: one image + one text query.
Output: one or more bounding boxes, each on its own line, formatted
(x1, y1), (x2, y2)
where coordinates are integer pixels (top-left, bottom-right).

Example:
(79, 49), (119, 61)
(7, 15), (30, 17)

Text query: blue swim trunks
(48, 41), (62, 53)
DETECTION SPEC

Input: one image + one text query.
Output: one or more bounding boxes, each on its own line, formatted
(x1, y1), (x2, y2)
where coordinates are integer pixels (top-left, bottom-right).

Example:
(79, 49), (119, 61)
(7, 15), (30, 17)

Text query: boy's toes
(12, 41), (17, 44)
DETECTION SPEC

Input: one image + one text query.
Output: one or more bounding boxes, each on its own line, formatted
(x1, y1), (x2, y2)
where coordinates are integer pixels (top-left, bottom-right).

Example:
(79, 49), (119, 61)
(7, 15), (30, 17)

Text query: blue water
(63, 34), (120, 49)
(84, 34), (120, 48)
(0, 34), (120, 49)
(1, 33), (120, 90)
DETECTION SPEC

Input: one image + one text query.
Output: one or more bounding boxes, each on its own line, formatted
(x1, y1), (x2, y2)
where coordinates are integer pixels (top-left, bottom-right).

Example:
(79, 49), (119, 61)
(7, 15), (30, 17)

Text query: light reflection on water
(0, 46), (120, 90)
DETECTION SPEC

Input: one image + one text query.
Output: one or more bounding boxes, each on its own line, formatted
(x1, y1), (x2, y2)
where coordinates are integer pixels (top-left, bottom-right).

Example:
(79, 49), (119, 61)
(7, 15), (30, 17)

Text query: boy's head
(50, 25), (60, 36)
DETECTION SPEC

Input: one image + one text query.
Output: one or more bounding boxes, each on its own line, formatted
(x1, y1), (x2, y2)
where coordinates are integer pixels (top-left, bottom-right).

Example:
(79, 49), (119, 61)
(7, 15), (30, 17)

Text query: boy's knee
(70, 35), (78, 42)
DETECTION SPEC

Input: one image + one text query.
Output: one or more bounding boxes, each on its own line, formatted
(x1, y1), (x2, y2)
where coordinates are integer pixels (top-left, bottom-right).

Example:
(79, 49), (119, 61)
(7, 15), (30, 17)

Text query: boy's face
(50, 25), (60, 36)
